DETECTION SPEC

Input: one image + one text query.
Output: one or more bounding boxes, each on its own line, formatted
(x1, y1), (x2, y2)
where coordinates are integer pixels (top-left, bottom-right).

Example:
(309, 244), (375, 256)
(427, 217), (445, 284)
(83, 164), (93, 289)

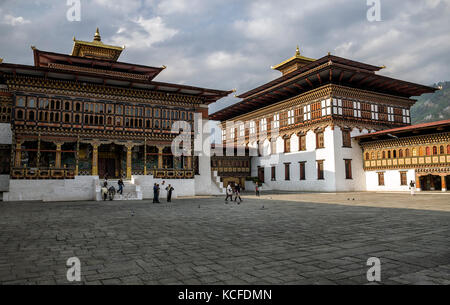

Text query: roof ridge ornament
(295, 45), (301, 57)
(94, 27), (101, 42)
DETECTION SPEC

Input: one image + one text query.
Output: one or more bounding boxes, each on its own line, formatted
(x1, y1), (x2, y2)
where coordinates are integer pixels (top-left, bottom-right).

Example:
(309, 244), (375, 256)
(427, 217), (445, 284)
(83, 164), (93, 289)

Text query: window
(400, 172), (407, 186)
(440, 146), (444, 154)
(316, 131), (324, 149)
(284, 137), (291, 153)
(17, 97), (25, 107)
(299, 134), (306, 151)
(221, 128), (226, 142)
(371, 104), (379, 120)
(333, 99), (343, 115)
(64, 102), (70, 111)
(75, 103), (81, 112)
(287, 110), (295, 125)
(317, 160), (324, 180)
(239, 124), (245, 137)
(271, 139), (277, 155)
(342, 130), (351, 147)
(345, 159), (352, 179)
(299, 162), (306, 180)
(285, 163), (290, 181)
(303, 104), (311, 121)
(230, 127), (235, 140)
(353, 101), (361, 118)
(28, 98), (36, 108)
(273, 114), (280, 129)
(402, 108), (411, 124)
(321, 99), (332, 116)
(260, 118), (267, 132)
(249, 121), (256, 135)
(387, 106), (395, 122)
(117, 105), (123, 115)
(271, 166), (276, 181)
(378, 172), (385, 186)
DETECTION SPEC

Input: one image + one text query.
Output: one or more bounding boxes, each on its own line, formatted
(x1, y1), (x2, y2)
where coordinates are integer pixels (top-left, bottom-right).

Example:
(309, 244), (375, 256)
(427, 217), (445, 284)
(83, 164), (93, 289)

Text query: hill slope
(411, 81), (450, 124)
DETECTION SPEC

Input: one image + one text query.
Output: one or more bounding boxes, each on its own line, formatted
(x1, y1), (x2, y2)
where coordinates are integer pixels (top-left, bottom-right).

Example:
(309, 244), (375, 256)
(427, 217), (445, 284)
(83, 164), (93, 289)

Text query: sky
(0, 0), (449, 115)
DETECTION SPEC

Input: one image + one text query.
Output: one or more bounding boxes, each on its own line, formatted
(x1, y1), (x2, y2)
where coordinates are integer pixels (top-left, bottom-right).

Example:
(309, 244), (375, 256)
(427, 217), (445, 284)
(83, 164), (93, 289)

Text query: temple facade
(0, 29), (231, 201)
(210, 47), (444, 192)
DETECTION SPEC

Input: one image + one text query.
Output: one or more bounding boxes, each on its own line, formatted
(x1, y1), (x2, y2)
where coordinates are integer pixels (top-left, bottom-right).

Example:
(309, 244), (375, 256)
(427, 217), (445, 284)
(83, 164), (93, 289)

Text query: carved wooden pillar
(125, 143), (134, 179)
(14, 141), (22, 167)
(144, 138), (147, 175)
(36, 133), (41, 168)
(157, 146), (164, 169)
(441, 175), (447, 192)
(55, 142), (63, 168)
(415, 173), (421, 191)
(186, 156), (192, 169)
(92, 142), (99, 176)
(75, 137), (79, 176)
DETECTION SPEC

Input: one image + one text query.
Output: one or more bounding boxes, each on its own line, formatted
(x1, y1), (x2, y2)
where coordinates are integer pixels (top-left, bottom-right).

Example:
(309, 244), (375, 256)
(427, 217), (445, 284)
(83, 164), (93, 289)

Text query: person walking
(166, 184), (174, 202)
(234, 184), (242, 204)
(410, 180), (416, 196)
(118, 178), (124, 195)
(255, 182), (260, 197)
(225, 183), (233, 203)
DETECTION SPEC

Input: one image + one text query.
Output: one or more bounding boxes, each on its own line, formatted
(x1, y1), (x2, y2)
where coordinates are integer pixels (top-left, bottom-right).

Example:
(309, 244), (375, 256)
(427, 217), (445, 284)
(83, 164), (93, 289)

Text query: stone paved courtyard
(0, 194), (449, 285)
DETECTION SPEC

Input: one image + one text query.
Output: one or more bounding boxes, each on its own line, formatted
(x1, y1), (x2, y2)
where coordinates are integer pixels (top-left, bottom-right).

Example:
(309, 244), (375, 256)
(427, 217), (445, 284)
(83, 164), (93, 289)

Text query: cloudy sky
(0, 0), (449, 114)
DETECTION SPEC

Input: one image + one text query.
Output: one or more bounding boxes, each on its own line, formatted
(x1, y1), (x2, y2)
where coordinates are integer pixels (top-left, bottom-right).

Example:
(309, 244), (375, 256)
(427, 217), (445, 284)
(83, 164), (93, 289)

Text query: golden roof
(271, 46), (316, 72)
(71, 28), (124, 61)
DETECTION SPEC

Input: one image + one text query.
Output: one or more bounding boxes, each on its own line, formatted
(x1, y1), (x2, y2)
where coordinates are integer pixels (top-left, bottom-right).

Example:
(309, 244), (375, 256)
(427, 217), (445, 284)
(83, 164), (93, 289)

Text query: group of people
(153, 182), (174, 203)
(100, 175), (124, 201)
(225, 183), (243, 203)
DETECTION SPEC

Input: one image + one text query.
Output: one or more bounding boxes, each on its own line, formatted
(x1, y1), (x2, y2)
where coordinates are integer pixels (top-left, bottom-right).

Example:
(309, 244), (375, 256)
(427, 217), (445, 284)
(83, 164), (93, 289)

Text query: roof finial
(94, 28), (101, 42)
(295, 45), (300, 56)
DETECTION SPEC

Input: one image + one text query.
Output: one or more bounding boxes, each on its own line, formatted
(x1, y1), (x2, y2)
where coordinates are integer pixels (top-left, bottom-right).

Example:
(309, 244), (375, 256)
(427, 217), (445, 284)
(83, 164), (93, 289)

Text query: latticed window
(387, 106), (395, 122)
(249, 121), (256, 135)
(316, 131), (324, 149)
(221, 128), (226, 142)
(303, 104), (311, 121)
(260, 118), (267, 132)
(284, 137), (291, 153)
(400, 172), (407, 186)
(239, 124), (245, 137)
(378, 172), (385, 186)
(287, 110), (295, 125)
(333, 99), (343, 115)
(353, 101), (361, 118)
(402, 108), (411, 124)
(321, 99), (332, 117)
(317, 160), (324, 180)
(299, 135), (306, 151)
(371, 104), (379, 120)
(273, 114), (280, 129)
(342, 130), (351, 147)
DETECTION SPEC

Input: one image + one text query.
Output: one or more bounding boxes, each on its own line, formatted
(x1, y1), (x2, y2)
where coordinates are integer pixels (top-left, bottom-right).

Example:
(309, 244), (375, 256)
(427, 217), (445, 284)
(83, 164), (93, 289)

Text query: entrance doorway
(419, 175), (442, 191)
(98, 144), (124, 179)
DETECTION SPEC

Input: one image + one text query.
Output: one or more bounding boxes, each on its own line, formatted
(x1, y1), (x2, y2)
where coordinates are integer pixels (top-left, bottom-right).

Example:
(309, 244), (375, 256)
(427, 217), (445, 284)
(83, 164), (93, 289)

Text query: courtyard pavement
(0, 194), (449, 285)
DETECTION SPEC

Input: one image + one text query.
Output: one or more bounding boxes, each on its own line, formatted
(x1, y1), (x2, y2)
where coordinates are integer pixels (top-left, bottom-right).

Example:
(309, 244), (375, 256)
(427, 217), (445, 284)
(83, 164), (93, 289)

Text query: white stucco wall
(133, 175), (195, 199)
(0, 123), (12, 144)
(249, 126), (373, 192)
(3, 176), (98, 202)
(365, 169), (416, 192)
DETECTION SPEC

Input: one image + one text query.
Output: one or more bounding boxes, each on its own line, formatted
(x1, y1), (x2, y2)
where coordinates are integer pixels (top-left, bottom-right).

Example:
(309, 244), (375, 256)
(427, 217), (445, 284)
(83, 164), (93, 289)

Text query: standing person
(152, 183), (158, 203)
(103, 174), (108, 187)
(101, 182), (108, 201)
(156, 184), (161, 203)
(166, 184), (174, 202)
(410, 180), (416, 196)
(255, 182), (260, 197)
(225, 183), (233, 203)
(234, 184), (242, 204)
(118, 178), (124, 195)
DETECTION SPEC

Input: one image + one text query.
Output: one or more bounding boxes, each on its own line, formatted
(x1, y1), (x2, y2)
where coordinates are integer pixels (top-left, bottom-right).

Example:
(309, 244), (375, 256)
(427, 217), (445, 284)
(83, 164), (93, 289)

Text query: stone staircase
(95, 178), (142, 201)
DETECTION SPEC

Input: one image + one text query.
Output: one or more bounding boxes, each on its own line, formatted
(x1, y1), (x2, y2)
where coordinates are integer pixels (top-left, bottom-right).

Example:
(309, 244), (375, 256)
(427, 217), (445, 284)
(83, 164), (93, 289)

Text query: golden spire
(0, 58), (3, 64)
(295, 45), (300, 57)
(94, 28), (101, 42)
